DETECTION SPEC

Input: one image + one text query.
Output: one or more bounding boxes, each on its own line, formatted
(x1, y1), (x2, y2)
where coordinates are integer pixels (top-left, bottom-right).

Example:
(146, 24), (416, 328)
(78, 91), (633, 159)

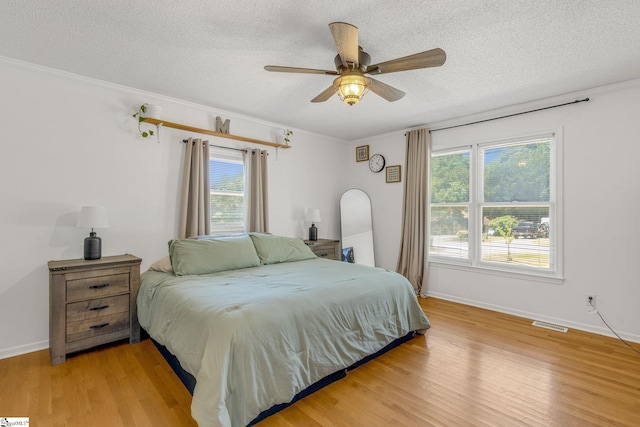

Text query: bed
(137, 233), (430, 426)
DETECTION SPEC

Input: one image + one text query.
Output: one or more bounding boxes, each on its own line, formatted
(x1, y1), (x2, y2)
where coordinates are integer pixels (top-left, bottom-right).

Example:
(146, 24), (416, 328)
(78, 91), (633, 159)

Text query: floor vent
(532, 320), (568, 333)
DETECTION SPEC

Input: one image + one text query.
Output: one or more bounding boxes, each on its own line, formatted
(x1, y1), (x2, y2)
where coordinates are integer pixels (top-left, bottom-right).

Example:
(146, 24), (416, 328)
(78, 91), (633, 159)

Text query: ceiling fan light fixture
(335, 74), (370, 106)
(265, 22), (445, 105)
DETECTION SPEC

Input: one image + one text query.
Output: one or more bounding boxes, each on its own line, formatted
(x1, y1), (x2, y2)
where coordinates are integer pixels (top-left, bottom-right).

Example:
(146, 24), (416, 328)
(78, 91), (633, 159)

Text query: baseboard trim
(0, 340), (49, 360)
(424, 292), (640, 344)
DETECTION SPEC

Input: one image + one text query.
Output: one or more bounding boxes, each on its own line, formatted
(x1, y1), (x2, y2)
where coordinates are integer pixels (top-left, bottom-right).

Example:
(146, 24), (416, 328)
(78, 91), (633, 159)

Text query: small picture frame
(386, 165), (401, 183)
(356, 145), (369, 162)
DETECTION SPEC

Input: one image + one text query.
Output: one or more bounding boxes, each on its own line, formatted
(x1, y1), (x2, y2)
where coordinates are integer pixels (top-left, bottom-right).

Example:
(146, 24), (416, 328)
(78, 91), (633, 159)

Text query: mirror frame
(340, 188), (375, 267)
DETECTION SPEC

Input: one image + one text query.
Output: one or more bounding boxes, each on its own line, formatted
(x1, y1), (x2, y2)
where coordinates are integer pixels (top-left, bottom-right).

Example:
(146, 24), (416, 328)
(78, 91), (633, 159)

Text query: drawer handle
(319, 253), (328, 257)
(89, 305), (110, 311)
(89, 283), (110, 290)
(90, 322), (110, 329)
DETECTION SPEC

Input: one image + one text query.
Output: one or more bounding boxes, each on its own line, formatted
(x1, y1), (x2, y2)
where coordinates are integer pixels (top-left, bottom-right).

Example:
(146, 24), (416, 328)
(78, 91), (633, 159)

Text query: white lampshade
(306, 208), (321, 223)
(77, 206), (109, 229)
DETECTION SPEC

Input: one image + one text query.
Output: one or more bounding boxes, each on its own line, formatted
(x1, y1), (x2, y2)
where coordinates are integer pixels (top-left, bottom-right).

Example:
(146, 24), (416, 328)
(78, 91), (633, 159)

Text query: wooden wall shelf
(142, 117), (291, 149)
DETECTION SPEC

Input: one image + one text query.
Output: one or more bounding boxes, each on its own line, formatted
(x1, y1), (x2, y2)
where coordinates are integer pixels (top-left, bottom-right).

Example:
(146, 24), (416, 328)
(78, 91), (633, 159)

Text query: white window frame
(209, 148), (246, 235)
(429, 147), (471, 261)
(429, 129), (564, 282)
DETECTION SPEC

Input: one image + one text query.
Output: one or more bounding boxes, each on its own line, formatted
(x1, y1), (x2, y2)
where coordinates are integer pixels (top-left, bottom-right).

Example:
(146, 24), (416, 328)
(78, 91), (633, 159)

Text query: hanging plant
(132, 103), (154, 138)
(283, 129), (293, 145)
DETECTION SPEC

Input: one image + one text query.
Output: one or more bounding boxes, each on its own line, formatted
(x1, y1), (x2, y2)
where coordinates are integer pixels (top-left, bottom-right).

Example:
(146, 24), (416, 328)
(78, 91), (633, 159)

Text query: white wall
(348, 80), (640, 343)
(0, 57), (346, 358)
(340, 133), (407, 270)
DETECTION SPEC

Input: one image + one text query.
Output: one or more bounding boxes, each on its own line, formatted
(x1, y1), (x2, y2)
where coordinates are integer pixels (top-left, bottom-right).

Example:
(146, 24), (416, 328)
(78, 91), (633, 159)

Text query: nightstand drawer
(304, 239), (340, 260)
(312, 246), (335, 258)
(66, 294), (130, 323)
(66, 272), (130, 302)
(66, 311), (130, 342)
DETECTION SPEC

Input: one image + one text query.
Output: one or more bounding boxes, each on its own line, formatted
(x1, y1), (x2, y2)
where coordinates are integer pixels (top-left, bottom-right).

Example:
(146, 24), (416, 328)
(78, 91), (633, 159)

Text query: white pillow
(148, 256), (174, 273)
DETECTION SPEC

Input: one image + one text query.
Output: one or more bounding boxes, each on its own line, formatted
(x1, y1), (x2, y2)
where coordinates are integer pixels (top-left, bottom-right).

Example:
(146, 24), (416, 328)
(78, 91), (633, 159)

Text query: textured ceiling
(2, 1), (640, 141)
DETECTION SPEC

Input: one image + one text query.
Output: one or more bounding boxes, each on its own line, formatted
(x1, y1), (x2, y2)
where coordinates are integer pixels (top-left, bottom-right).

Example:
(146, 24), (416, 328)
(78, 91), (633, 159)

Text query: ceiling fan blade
(264, 65), (338, 75)
(311, 85), (337, 103)
(329, 22), (359, 68)
(368, 77), (405, 102)
(367, 48), (446, 75)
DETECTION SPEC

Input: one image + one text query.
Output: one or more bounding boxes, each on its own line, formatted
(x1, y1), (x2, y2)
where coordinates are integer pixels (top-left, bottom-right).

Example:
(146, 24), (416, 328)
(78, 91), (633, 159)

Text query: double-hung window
(430, 134), (561, 278)
(209, 148), (245, 234)
(430, 149), (471, 260)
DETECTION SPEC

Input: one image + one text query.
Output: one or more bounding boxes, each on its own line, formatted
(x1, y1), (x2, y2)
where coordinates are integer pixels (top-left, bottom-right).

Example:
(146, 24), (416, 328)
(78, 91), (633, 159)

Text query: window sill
(428, 258), (565, 285)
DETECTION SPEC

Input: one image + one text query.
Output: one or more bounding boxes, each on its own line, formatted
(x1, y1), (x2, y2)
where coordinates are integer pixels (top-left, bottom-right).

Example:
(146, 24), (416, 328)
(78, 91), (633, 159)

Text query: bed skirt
(150, 331), (416, 426)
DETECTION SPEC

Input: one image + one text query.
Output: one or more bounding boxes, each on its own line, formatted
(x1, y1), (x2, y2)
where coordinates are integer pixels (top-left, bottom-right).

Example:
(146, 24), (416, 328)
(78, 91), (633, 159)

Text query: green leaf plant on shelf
(132, 103), (154, 138)
(283, 129), (293, 145)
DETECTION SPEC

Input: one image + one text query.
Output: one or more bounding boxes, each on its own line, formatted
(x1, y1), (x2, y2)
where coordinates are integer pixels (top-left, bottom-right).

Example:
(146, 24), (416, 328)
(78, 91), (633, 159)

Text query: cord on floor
(589, 300), (640, 357)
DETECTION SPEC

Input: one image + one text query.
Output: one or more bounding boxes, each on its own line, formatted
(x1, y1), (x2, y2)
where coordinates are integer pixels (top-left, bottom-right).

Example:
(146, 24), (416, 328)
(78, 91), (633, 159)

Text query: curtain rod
(182, 139), (247, 153)
(425, 98), (590, 133)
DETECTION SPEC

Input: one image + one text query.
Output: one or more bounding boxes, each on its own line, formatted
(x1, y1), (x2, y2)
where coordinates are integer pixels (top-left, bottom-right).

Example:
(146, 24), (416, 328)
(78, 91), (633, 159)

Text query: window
(430, 149), (470, 260)
(209, 148), (245, 234)
(430, 135), (560, 277)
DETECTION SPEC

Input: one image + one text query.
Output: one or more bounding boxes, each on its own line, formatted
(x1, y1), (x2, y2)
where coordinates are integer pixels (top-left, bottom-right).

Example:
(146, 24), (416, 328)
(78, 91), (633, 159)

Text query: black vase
(309, 223), (318, 241)
(84, 231), (102, 260)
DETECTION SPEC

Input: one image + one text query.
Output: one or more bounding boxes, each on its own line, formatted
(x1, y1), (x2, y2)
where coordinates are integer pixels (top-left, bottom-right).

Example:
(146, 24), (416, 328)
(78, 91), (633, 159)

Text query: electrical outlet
(586, 294), (596, 310)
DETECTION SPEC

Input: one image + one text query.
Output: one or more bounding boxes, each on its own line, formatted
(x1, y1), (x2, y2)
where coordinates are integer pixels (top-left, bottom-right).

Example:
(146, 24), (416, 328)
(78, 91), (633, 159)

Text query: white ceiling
(3, 1), (640, 141)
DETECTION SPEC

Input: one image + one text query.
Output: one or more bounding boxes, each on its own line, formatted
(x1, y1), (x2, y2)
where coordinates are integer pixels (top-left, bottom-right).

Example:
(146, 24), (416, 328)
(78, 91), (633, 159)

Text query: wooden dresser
(304, 238), (341, 261)
(48, 254), (142, 365)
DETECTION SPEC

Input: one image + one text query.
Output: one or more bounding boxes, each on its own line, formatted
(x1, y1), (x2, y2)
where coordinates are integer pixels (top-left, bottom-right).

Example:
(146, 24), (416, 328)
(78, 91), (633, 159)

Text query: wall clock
(369, 154), (385, 173)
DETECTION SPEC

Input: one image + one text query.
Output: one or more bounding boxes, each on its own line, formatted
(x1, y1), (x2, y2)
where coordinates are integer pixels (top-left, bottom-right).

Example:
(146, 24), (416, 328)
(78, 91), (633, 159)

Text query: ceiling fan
(264, 22), (446, 106)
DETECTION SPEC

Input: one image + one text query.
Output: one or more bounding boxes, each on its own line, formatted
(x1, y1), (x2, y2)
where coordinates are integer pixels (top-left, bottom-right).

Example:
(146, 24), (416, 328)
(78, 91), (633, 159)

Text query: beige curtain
(246, 148), (269, 232)
(396, 128), (431, 296)
(178, 138), (210, 238)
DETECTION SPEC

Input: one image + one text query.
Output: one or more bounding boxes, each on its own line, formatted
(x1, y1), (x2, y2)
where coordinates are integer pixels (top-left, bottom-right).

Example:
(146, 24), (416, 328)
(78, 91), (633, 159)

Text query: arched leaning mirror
(340, 189), (375, 267)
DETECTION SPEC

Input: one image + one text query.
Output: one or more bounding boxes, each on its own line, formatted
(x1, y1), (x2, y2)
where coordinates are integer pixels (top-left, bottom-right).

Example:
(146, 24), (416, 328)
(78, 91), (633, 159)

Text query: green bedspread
(137, 258), (430, 427)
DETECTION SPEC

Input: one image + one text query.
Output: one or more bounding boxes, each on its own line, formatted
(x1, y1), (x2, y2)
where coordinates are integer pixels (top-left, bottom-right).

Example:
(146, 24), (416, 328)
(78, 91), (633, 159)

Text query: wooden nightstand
(304, 238), (341, 260)
(48, 254), (142, 365)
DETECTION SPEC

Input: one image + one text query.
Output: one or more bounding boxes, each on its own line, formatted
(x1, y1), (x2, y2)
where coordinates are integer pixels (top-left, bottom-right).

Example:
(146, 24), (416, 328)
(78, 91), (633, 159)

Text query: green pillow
(249, 233), (317, 265)
(168, 235), (260, 276)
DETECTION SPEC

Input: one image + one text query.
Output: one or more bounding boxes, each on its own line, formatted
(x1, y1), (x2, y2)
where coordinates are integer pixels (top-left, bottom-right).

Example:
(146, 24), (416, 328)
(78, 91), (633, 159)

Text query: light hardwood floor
(1, 298), (639, 426)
